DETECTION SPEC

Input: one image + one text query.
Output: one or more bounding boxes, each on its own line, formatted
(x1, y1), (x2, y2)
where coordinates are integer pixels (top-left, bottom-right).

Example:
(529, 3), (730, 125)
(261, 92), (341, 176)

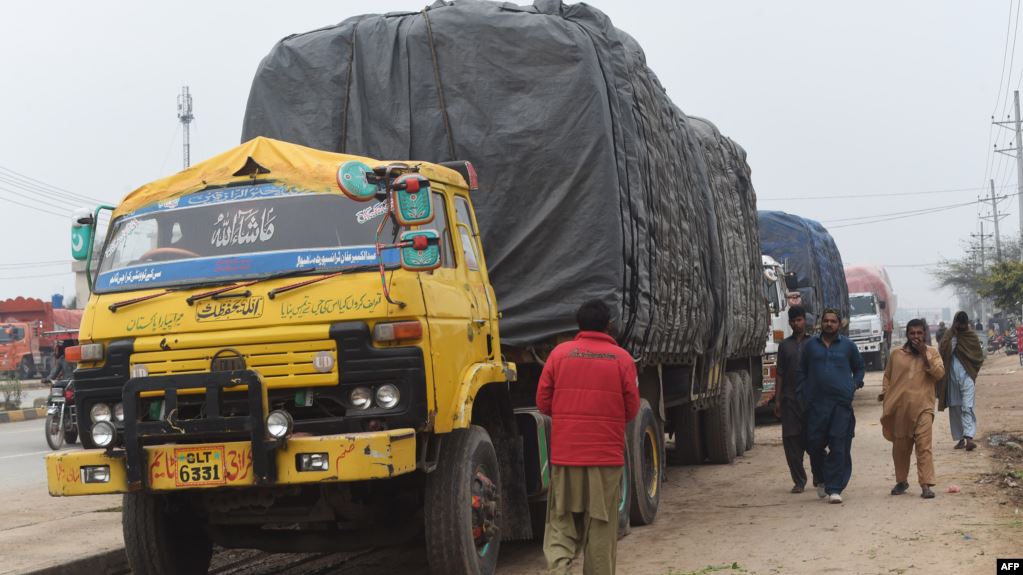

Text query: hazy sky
(0, 1), (1015, 316)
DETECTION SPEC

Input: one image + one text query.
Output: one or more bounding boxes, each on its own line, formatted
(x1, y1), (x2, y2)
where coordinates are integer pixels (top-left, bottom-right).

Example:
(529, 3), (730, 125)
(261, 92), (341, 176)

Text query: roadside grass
(664, 563), (748, 575)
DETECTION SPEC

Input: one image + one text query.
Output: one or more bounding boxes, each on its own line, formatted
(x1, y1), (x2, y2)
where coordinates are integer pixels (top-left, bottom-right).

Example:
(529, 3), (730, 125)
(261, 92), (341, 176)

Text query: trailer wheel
(628, 399), (662, 526)
(705, 374), (737, 464)
(425, 425), (501, 575)
(730, 373), (747, 457)
(741, 371), (755, 452)
(123, 492), (212, 575)
(667, 405), (703, 465)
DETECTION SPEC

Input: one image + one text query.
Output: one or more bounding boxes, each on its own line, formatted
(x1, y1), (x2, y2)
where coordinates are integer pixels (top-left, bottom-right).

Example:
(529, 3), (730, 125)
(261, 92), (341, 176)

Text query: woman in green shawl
(937, 311), (984, 451)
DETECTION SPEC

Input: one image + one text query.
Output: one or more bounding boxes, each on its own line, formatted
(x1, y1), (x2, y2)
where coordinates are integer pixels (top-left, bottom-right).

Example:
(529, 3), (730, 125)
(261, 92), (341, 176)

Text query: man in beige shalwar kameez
(879, 319), (945, 499)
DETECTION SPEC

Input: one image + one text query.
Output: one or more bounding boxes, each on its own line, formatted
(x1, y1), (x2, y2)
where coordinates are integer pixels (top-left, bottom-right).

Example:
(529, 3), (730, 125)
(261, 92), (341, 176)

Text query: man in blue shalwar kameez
(797, 308), (865, 504)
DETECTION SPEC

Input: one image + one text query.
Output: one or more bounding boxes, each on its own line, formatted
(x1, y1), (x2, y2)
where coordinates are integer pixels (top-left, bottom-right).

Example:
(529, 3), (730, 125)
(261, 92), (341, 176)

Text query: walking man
(798, 308), (865, 504)
(879, 319), (945, 498)
(536, 299), (640, 575)
(774, 305), (818, 493)
(938, 311), (984, 451)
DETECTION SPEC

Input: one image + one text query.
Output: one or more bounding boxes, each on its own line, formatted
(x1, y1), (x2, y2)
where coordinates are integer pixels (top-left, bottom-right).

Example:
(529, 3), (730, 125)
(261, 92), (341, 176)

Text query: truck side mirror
(392, 174), (434, 226)
(878, 300), (887, 310)
(71, 208), (96, 262)
(399, 230), (441, 271)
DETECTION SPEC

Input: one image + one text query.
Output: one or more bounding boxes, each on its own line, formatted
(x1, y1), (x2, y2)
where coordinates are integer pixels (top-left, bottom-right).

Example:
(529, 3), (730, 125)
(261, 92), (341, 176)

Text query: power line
(0, 165), (102, 204)
(0, 271), (71, 281)
(0, 260), (68, 269)
(758, 183), (1014, 202)
(824, 192), (1022, 228)
(0, 182), (74, 214)
(0, 191), (69, 218)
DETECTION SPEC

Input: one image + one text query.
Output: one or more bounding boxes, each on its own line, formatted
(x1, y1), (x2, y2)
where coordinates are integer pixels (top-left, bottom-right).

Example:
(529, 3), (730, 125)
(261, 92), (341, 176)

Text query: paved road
(0, 415), (76, 489)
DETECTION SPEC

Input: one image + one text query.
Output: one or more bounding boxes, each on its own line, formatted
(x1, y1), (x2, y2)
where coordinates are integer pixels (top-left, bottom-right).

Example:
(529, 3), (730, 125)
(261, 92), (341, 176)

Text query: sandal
(921, 486), (935, 499)
(890, 482), (909, 495)
(965, 438), (977, 451)
(954, 439), (965, 449)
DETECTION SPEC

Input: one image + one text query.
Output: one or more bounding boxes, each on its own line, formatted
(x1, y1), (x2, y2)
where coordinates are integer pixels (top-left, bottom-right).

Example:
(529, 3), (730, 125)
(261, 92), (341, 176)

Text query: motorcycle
(44, 379), (78, 450)
(987, 335), (1005, 353)
(1005, 337), (1019, 355)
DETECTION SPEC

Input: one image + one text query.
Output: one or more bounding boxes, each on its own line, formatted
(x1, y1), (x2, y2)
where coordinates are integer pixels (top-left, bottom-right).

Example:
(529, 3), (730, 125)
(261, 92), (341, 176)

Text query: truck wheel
(705, 374), (737, 464)
(44, 413), (64, 450)
(728, 373), (747, 457)
(617, 453), (631, 538)
(19, 357), (35, 380)
(64, 430), (78, 445)
(666, 405), (703, 465)
(425, 425), (501, 575)
(123, 492), (212, 575)
(740, 371), (755, 452)
(628, 399), (662, 526)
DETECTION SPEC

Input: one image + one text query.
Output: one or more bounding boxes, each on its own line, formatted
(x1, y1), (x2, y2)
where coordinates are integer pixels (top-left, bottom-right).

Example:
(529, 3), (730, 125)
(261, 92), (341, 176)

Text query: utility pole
(971, 222), (991, 322)
(981, 179), (1005, 262)
(177, 86), (194, 169)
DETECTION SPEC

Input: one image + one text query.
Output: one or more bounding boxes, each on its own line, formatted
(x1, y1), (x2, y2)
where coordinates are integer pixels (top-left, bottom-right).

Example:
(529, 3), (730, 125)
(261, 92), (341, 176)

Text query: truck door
(416, 191), (491, 426)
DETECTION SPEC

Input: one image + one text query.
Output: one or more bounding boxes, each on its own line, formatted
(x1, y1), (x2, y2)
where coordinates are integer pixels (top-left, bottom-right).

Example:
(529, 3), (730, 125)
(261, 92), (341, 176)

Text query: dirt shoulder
(499, 353), (1023, 575)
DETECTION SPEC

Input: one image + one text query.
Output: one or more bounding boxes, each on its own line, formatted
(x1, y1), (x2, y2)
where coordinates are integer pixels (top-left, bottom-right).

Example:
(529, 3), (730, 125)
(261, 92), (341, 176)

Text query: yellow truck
(52, 138), (549, 574)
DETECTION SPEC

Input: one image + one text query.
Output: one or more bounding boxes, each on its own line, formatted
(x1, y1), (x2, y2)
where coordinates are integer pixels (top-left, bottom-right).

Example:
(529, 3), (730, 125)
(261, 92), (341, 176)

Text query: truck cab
(758, 255), (790, 410)
(848, 291), (888, 370)
(0, 322), (39, 378)
(47, 138), (526, 575)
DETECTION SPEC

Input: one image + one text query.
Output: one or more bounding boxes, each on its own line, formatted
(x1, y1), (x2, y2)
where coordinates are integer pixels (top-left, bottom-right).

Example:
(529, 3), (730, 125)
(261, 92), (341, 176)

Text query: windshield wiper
(108, 280), (237, 312)
(186, 267), (324, 306)
(268, 264), (380, 300)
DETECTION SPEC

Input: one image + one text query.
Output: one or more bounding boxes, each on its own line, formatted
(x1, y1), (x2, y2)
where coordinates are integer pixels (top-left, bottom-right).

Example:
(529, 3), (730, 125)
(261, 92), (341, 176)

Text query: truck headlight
(90, 403), (112, 423)
(113, 403), (124, 422)
(91, 421), (116, 448)
(375, 384), (400, 409)
(266, 410), (293, 439)
(81, 465), (111, 483)
(350, 387), (373, 410)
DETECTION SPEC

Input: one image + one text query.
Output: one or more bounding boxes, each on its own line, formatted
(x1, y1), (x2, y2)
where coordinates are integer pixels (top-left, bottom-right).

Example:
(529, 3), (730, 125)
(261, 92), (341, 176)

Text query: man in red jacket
(536, 299), (640, 575)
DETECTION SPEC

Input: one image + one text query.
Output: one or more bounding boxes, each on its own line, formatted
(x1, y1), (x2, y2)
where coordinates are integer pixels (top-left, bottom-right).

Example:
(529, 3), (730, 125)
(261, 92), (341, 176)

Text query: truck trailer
(46, 3), (769, 574)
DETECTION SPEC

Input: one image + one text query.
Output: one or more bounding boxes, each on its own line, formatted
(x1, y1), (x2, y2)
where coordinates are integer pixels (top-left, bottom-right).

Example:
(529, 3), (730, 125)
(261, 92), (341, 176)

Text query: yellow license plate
(174, 446), (226, 487)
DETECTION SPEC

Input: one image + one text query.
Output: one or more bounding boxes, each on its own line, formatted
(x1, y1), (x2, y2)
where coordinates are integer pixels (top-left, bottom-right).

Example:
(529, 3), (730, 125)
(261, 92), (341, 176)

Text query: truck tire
(666, 405), (703, 465)
(729, 373), (747, 457)
(122, 492), (212, 575)
(879, 343), (889, 371)
(19, 357), (35, 380)
(705, 374), (737, 464)
(628, 399), (662, 526)
(425, 425), (501, 575)
(740, 370), (755, 452)
(64, 429), (78, 445)
(617, 454), (631, 538)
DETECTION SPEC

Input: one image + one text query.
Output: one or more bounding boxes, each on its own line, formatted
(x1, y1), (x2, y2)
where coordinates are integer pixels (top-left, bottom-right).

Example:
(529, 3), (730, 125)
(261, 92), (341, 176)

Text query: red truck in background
(0, 298), (83, 379)
(844, 266), (897, 371)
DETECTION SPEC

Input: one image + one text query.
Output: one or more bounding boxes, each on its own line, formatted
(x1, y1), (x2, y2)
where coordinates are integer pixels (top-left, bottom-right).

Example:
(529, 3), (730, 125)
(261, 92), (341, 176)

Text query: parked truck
(757, 212), (848, 413)
(757, 255), (793, 410)
(844, 265), (897, 370)
(758, 211), (849, 328)
(46, 3), (767, 574)
(0, 297), (82, 378)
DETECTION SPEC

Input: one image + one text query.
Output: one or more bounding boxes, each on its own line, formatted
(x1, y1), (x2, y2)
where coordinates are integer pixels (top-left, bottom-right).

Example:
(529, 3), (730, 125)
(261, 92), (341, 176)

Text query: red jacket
(536, 331), (640, 466)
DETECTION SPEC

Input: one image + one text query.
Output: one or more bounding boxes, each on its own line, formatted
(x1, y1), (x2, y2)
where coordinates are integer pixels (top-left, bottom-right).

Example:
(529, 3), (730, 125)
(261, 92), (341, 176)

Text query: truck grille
(130, 340), (338, 388)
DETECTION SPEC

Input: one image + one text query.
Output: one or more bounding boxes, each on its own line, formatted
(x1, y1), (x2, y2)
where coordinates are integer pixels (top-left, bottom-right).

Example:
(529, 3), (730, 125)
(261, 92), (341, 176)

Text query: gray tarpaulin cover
(242, 0), (767, 364)
(757, 211), (849, 326)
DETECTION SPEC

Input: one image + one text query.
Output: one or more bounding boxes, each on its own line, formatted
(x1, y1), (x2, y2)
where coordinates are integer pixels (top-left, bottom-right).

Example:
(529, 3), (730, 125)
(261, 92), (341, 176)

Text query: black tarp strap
(422, 9), (456, 161)
(339, 22), (359, 153)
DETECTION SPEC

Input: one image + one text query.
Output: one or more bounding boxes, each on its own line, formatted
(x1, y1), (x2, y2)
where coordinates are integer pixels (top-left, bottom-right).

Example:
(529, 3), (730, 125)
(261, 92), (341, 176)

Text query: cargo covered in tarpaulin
(845, 265), (897, 332)
(241, 0), (767, 364)
(757, 211), (849, 326)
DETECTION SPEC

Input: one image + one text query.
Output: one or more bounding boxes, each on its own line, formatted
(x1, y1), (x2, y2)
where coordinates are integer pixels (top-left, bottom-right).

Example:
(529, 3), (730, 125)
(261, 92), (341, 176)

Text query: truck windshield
(0, 325), (25, 342)
(95, 183), (400, 293)
(849, 295), (876, 317)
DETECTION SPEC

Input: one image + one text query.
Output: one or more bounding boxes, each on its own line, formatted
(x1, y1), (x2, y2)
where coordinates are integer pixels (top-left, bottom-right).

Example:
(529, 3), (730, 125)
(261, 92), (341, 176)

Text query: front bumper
(852, 339), (882, 353)
(46, 427), (416, 496)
